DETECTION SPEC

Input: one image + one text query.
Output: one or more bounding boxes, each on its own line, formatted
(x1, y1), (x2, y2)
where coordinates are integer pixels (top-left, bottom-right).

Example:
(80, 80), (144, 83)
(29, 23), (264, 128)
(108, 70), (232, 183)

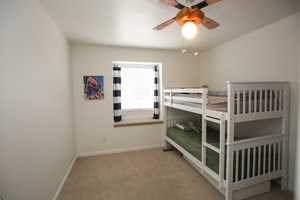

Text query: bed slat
(268, 144), (271, 174)
(247, 148), (250, 179)
(235, 151), (239, 182)
(263, 144), (267, 174)
(273, 143), (277, 172)
(278, 142), (282, 170)
(270, 90), (273, 112)
(264, 90), (268, 112)
(258, 145), (262, 175)
(243, 91), (246, 114)
(259, 89), (263, 112)
(252, 146), (256, 177)
(254, 90), (257, 113)
(241, 149), (245, 179)
(275, 90), (278, 111)
(248, 90), (252, 113)
(237, 91), (241, 115)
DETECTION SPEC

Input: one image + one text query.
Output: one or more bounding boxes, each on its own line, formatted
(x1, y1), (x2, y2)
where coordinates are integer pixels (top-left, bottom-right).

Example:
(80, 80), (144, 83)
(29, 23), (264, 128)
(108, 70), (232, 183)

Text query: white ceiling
(40, 0), (298, 51)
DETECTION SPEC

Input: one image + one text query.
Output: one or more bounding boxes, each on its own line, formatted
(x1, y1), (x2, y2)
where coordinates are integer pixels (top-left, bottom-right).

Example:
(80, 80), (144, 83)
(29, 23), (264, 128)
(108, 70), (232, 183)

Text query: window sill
(113, 119), (164, 127)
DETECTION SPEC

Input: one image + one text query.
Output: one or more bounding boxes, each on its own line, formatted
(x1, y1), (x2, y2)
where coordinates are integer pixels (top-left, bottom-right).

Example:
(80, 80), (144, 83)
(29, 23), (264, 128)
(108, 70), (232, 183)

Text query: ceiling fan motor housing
(176, 8), (204, 27)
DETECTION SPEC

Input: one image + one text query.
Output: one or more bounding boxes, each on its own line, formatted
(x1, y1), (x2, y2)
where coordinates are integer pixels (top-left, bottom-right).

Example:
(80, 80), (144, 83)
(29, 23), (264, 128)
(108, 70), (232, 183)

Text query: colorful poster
(83, 76), (104, 100)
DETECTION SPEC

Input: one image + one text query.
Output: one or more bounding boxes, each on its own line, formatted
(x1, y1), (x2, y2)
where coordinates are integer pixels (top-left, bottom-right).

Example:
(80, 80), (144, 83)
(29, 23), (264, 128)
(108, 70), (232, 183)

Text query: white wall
(197, 14), (299, 191)
(71, 44), (203, 155)
(0, 1), (76, 199)
(295, 12), (300, 200)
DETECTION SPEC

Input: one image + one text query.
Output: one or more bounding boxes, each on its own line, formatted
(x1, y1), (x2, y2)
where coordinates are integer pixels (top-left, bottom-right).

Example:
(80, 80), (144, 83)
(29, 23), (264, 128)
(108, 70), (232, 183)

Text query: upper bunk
(164, 81), (289, 123)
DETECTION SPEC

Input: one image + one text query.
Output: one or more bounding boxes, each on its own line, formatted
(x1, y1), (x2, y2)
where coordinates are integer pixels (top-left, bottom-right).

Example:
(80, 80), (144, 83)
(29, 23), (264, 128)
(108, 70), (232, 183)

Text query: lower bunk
(167, 126), (220, 173)
(165, 119), (287, 200)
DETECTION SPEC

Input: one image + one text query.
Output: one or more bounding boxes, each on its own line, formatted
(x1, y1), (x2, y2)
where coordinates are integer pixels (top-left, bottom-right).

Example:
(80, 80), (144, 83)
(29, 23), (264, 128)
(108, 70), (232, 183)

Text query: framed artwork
(83, 76), (104, 100)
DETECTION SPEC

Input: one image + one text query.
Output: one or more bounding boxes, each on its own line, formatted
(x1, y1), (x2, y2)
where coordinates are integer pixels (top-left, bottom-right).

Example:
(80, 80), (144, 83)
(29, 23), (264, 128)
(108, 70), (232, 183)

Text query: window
(121, 66), (154, 110)
(112, 62), (161, 123)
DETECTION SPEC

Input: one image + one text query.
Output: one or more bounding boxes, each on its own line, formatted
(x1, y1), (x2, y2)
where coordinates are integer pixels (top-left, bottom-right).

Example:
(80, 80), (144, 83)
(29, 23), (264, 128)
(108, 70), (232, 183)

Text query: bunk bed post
(163, 118), (173, 151)
(202, 88), (208, 168)
(219, 113), (226, 188)
(163, 89), (173, 151)
(281, 83), (289, 190)
(163, 89), (167, 149)
(226, 82), (235, 200)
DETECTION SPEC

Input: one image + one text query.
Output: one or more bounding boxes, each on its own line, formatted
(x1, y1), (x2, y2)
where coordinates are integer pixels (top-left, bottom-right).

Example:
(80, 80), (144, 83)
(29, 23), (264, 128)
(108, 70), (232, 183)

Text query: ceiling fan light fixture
(181, 21), (198, 40)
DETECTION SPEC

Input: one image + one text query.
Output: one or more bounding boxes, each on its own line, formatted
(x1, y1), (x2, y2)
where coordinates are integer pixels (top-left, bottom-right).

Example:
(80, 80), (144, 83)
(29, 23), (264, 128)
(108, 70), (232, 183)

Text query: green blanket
(167, 127), (278, 180)
(167, 127), (220, 173)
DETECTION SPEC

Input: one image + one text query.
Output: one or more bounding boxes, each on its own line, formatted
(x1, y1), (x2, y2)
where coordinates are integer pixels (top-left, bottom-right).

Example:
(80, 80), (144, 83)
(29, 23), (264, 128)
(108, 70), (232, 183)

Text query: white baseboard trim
(78, 144), (163, 157)
(52, 154), (77, 200)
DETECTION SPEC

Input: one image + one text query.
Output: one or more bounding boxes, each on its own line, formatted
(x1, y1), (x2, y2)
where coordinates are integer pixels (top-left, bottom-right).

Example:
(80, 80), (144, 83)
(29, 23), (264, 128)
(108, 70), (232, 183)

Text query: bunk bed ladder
(203, 114), (226, 189)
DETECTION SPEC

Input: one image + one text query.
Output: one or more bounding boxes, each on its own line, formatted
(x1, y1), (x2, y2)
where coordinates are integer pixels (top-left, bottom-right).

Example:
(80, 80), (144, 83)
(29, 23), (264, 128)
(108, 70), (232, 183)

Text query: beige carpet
(58, 148), (293, 200)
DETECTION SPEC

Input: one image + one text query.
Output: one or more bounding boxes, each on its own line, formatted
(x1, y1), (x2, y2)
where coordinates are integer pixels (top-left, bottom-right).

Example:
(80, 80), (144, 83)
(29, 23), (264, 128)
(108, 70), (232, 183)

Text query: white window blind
(121, 65), (155, 110)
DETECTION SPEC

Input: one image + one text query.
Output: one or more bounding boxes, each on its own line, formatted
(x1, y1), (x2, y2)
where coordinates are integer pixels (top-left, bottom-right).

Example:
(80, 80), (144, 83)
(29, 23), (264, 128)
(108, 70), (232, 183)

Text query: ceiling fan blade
(206, 0), (223, 5)
(159, 0), (184, 9)
(153, 17), (176, 31)
(202, 16), (219, 29)
(193, 0), (223, 9)
(160, 0), (177, 6)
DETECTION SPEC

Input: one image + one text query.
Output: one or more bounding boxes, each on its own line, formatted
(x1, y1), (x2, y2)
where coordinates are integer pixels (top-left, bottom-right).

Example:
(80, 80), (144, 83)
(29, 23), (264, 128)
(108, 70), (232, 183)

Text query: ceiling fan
(153, 0), (222, 39)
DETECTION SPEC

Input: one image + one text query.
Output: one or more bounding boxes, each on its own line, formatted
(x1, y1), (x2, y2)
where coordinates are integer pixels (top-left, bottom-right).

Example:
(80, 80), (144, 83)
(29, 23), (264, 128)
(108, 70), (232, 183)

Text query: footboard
(229, 134), (287, 191)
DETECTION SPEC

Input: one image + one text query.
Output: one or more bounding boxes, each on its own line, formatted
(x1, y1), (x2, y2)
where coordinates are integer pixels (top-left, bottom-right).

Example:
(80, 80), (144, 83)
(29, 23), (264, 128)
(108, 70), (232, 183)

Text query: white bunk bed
(164, 82), (289, 200)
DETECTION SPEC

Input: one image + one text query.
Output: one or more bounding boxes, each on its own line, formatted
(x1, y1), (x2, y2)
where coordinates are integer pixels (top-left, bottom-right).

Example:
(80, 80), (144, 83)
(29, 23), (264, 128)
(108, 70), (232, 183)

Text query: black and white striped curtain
(113, 65), (122, 122)
(153, 65), (160, 119)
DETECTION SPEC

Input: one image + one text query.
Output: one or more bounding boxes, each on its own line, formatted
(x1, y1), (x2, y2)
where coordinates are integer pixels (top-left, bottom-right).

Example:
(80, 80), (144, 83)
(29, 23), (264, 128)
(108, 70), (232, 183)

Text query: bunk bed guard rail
(227, 81), (289, 122)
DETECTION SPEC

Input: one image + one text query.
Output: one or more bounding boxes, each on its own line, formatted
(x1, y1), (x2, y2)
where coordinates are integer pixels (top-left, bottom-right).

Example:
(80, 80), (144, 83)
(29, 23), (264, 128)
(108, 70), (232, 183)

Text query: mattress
(207, 91), (228, 112)
(173, 93), (202, 98)
(207, 90), (280, 113)
(207, 103), (227, 112)
(208, 96), (227, 105)
(172, 101), (202, 108)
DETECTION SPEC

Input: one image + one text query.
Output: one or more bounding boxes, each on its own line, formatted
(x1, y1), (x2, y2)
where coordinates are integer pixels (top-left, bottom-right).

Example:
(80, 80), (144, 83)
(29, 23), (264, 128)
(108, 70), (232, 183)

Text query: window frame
(112, 61), (162, 122)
